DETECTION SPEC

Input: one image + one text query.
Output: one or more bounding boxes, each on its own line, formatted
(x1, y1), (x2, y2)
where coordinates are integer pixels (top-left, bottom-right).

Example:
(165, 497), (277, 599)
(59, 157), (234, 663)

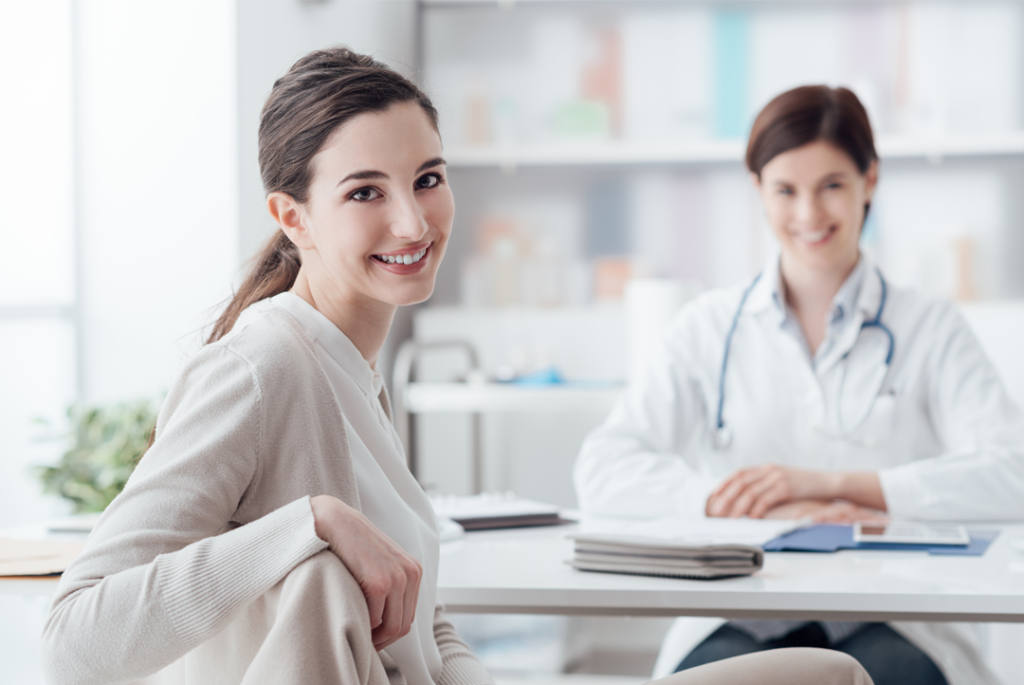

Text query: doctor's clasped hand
(705, 465), (887, 521)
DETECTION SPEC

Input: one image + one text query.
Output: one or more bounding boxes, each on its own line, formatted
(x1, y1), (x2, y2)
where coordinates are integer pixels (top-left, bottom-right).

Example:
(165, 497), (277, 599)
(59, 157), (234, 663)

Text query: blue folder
(762, 524), (998, 556)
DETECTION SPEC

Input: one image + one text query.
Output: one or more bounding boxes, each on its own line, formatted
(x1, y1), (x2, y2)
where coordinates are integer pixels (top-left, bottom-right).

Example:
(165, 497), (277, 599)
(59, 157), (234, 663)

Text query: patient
(42, 48), (871, 685)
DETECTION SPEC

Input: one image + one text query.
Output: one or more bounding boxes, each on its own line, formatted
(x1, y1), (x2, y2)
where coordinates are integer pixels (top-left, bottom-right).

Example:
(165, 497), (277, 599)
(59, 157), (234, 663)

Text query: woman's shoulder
(885, 281), (967, 333)
(201, 305), (321, 378)
(666, 280), (758, 338)
(166, 306), (331, 419)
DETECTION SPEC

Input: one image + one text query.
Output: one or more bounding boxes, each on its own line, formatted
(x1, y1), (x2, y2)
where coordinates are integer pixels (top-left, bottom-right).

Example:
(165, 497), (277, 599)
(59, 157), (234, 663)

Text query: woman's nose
(794, 193), (823, 226)
(390, 191), (429, 241)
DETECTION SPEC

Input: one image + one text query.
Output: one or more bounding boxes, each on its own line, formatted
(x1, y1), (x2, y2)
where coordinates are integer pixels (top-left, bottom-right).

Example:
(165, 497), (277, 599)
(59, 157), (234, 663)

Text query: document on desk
(0, 538), (85, 576)
(579, 515), (808, 547)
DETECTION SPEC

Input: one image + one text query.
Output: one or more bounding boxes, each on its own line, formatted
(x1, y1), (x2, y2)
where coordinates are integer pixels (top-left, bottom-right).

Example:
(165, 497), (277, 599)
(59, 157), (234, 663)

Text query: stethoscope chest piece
(713, 426), (733, 450)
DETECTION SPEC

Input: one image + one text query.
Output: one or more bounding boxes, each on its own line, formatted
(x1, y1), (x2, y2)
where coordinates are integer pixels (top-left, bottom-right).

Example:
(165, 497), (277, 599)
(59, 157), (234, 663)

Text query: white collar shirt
(262, 292), (442, 685)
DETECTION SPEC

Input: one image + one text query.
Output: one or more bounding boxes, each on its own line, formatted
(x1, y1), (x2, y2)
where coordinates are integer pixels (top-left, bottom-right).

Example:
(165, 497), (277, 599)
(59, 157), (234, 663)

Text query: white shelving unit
(444, 133), (1024, 169)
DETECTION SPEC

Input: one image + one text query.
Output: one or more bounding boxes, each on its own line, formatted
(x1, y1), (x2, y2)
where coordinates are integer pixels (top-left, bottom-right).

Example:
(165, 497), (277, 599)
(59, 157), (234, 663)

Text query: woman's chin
(386, 283), (436, 308)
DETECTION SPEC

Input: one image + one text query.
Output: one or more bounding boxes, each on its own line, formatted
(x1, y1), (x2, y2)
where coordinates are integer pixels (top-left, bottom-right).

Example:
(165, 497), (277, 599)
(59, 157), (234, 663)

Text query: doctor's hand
(310, 495), (423, 650)
(706, 465), (887, 518)
(706, 464), (833, 518)
(761, 499), (888, 524)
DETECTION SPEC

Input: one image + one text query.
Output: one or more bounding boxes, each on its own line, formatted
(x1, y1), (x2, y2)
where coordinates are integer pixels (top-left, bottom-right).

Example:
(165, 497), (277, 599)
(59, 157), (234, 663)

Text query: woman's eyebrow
(338, 169), (387, 185)
(337, 157), (446, 187)
(417, 157), (446, 173)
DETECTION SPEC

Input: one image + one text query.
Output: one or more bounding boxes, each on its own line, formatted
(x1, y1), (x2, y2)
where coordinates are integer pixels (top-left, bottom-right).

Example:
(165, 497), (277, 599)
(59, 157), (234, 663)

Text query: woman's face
(754, 140), (877, 275)
(288, 101), (454, 309)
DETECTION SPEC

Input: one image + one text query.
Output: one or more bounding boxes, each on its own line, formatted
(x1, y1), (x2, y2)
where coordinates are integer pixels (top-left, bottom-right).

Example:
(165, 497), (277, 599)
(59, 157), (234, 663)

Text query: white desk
(437, 523), (1024, 623)
(9, 521), (1024, 623)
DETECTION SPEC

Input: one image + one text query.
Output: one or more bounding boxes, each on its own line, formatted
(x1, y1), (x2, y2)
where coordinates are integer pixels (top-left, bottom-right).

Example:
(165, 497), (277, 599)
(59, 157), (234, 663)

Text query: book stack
(568, 533), (763, 580)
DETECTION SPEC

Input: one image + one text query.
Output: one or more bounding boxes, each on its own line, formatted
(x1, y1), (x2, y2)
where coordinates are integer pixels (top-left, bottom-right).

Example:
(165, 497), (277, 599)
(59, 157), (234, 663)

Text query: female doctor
(574, 85), (1024, 685)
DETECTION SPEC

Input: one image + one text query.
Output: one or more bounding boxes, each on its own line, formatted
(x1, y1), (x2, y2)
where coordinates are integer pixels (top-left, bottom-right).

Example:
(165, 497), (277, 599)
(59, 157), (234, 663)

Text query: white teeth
(376, 248), (427, 265)
(794, 227), (834, 244)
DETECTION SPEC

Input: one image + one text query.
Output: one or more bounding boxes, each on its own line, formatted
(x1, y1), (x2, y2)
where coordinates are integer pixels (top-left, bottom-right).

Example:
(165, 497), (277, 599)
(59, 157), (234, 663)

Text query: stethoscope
(712, 267), (895, 450)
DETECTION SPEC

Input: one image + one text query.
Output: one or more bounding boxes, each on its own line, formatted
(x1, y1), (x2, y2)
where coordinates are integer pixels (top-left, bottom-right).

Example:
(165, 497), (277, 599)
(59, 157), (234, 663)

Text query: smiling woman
(575, 85), (1024, 685)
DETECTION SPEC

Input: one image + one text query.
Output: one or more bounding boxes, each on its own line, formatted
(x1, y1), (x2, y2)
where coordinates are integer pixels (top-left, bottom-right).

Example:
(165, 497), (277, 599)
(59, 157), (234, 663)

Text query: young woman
(42, 52), (870, 685)
(574, 86), (1024, 685)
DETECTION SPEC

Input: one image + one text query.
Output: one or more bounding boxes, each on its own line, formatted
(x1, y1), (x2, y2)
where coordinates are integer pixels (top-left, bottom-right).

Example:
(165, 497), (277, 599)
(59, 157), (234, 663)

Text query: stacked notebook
(568, 533), (764, 580)
(430, 493), (564, 530)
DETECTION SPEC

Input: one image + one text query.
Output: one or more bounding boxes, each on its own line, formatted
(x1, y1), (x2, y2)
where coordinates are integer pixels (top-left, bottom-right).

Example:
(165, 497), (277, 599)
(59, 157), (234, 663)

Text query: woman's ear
(267, 192), (314, 250)
(750, 171), (762, 194)
(864, 159), (879, 203)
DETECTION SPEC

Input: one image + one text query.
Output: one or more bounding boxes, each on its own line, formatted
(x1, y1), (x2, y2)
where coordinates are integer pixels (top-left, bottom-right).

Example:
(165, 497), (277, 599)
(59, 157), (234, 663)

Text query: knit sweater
(41, 306), (492, 685)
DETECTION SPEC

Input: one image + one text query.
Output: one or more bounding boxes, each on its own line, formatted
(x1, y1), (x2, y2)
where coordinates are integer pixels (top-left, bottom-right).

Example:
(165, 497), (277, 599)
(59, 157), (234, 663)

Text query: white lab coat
(574, 256), (1024, 685)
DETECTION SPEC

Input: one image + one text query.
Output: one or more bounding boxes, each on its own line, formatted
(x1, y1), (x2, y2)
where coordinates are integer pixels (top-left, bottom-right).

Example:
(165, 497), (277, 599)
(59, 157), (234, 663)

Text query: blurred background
(2, 0), (1024, 682)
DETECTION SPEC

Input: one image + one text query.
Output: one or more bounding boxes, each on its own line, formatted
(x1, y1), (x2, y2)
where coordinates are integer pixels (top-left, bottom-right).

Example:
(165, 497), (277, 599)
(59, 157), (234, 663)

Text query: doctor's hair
(746, 85), (877, 179)
(207, 46), (439, 344)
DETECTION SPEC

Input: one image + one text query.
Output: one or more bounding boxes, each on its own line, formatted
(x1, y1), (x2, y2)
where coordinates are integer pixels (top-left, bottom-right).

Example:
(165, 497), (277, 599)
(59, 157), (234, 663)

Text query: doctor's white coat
(574, 260), (1024, 685)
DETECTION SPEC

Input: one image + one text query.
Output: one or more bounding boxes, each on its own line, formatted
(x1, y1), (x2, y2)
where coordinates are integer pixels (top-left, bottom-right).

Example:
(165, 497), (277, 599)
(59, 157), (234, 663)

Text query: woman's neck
(779, 251), (860, 355)
(290, 269), (395, 370)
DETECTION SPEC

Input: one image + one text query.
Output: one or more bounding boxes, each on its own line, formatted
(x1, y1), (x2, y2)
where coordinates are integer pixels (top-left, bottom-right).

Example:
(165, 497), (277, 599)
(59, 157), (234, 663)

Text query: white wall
(76, 0), (239, 405)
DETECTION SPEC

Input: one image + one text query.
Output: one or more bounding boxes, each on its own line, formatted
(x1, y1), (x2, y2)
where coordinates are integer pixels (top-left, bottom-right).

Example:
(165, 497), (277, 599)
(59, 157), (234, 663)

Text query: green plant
(36, 399), (159, 513)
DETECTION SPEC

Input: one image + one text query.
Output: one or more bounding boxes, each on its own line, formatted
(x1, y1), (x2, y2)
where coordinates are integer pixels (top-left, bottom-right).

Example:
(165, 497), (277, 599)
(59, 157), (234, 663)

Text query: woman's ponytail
(207, 231), (300, 344)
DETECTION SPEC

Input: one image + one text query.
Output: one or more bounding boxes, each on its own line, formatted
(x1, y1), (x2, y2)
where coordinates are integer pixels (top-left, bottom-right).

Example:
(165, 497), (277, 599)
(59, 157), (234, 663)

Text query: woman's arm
(42, 346), (329, 685)
(878, 304), (1024, 521)
(706, 466), (885, 518)
(574, 320), (716, 519)
(310, 495), (422, 651)
(431, 605), (494, 685)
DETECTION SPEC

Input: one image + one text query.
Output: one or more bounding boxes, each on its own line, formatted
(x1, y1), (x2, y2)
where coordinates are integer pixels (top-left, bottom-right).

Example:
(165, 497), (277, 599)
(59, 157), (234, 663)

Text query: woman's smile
(370, 243), (432, 273)
(790, 223), (838, 247)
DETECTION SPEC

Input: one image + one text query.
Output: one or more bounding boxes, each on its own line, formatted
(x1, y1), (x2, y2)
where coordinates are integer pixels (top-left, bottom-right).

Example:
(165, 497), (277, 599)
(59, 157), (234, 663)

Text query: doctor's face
(754, 140), (877, 275)
(286, 101), (454, 309)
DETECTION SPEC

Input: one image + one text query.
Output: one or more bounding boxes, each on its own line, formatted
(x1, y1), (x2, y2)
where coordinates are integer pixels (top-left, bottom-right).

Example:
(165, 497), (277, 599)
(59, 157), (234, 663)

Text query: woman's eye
(350, 187), (381, 202)
(416, 173), (442, 190)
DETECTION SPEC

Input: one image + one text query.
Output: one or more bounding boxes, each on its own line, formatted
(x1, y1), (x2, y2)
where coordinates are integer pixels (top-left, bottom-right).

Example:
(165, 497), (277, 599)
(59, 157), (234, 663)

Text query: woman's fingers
(708, 467), (764, 516)
(309, 496), (423, 649)
(710, 465), (792, 518)
(747, 477), (791, 519)
(371, 576), (405, 649)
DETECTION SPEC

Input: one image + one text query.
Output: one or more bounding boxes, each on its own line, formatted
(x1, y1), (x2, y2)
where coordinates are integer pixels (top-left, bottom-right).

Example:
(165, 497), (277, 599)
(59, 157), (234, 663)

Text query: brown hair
(207, 47), (439, 344)
(746, 85), (877, 179)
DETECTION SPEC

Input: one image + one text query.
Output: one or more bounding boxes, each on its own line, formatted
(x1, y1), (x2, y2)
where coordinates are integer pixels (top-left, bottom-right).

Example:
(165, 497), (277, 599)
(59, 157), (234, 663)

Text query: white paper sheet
(579, 515), (808, 547)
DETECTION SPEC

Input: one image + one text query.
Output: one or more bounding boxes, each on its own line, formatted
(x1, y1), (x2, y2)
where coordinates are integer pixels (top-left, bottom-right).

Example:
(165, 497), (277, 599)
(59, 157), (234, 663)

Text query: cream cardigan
(41, 306), (491, 685)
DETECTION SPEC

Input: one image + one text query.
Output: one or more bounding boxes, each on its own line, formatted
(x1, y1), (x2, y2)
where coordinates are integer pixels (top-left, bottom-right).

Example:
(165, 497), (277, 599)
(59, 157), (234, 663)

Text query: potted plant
(37, 399), (159, 513)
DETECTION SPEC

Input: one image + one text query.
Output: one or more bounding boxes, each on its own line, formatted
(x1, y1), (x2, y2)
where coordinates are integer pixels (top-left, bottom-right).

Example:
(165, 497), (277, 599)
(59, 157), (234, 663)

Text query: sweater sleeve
(41, 345), (328, 685)
(432, 604), (494, 685)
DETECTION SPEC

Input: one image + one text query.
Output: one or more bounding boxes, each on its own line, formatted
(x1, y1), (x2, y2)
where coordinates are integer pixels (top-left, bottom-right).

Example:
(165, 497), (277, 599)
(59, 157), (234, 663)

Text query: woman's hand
(705, 465), (887, 518)
(706, 464), (834, 518)
(761, 499), (888, 524)
(310, 495), (423, 650)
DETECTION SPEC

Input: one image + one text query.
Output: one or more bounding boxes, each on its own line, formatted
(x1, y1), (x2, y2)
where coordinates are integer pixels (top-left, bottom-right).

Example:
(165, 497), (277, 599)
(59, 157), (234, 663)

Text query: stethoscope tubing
(714, 267), (894, 449)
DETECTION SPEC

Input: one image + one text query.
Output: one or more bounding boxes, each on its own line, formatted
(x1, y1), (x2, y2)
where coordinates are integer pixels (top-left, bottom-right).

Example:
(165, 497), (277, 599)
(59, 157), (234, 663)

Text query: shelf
(404, 382), (623, 413)
(444, 133), (1024, 169)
